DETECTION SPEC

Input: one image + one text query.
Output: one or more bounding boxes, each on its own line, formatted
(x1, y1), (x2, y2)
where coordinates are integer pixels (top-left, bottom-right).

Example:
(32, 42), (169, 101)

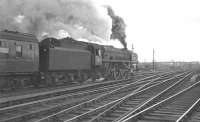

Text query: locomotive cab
(95, 48), (102, 66)
(87, 44), (104, 80)
(88, 44), (103, 66)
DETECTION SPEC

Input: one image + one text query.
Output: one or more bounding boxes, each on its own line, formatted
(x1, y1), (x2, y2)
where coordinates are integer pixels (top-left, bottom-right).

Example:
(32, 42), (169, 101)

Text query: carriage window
(16, 45), (22, 57)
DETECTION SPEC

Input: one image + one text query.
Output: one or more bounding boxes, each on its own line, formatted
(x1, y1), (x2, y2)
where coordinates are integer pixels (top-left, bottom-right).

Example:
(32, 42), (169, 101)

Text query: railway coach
(0, 30), (39, 89)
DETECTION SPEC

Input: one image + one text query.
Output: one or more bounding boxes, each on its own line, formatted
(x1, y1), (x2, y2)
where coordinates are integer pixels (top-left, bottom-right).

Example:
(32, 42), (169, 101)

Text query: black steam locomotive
(0, 30), (138, 89)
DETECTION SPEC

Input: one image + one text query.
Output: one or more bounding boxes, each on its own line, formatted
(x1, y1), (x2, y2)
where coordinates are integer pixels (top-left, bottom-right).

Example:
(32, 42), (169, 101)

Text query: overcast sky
(97, 0), (200, 62)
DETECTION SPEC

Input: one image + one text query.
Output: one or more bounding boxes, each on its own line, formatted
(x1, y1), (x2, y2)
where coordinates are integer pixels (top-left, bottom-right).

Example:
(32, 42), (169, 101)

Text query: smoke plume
(0, 0), (112, 42)
(106, 6), (127, 49)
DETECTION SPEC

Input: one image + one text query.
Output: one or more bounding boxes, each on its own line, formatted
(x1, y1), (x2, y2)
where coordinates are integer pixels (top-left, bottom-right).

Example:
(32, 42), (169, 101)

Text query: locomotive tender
(0, 30), (138, 89)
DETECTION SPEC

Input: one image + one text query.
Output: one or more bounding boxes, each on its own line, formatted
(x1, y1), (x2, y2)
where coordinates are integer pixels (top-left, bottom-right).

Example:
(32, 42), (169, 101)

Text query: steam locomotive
(0, 30), (138, 90)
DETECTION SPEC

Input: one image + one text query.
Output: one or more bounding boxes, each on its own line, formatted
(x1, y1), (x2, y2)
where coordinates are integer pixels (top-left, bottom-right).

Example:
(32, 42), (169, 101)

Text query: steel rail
(0, 73), (166, 122)
(115, 72), (193, 122)
(122, 80), (200, 122)
(67, 72), (188, 122)
(176, 96), (200, 122)
(33, 72), (177, 122)
(0, 72), (156, 109)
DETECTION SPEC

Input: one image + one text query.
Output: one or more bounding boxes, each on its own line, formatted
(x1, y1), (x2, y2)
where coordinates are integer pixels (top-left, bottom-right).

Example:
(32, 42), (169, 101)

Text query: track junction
(0, 71), (200, 122)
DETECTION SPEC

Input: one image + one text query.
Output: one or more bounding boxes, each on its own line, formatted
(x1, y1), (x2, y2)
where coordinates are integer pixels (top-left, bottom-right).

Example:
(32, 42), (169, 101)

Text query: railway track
(175, 85), (200, 122)
(115, 72), (198, 122)
(0, 72), (174, 122)
(22, 72), (182, 122)
(122, 77), (200, 122)
(0, 72), (157, 109)
(0, 71), (156, 96)
(0, 72), (168, 122)
(55, 72), (190, 122)
(176, 97), (200, 122)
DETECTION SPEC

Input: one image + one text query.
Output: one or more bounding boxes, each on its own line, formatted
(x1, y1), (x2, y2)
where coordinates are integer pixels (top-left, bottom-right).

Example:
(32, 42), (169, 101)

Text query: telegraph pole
(153, 49), (155, 71)
(132, 44), (134, 53)
(132, 44), (134, 67)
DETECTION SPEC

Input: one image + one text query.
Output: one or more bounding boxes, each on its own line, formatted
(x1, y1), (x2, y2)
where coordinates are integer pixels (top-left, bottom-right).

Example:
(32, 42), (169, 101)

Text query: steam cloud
(106, 6), (127, 49)
(0, 0), (112, 42)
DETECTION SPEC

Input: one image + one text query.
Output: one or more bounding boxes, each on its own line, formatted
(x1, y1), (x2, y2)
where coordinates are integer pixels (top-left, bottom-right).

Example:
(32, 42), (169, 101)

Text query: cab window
(95, 49), (101, 56)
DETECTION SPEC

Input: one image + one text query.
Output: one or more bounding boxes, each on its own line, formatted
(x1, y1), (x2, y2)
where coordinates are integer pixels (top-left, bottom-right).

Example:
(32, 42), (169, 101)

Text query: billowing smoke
(0, 0), (112, 42)
(106, 6), (127, 49)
